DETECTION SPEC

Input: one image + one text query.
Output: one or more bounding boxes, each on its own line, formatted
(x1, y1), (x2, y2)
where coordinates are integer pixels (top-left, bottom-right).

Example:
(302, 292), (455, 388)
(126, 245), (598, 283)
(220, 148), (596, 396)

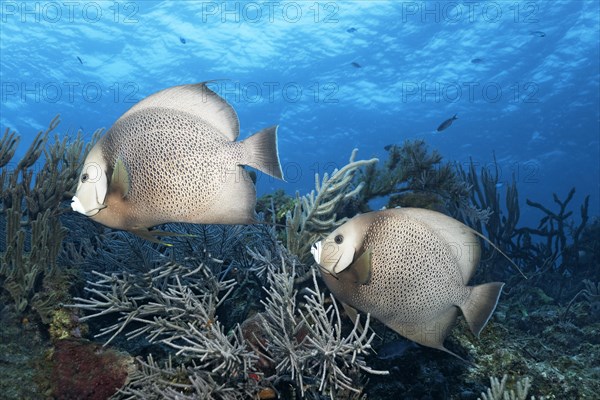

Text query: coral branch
(285, 149), (378, 263)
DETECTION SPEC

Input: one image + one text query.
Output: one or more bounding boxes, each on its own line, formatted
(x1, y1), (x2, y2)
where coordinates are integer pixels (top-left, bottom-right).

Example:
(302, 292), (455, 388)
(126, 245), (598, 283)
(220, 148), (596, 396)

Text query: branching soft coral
(1, 116), (101, 321)
(285, 149), (378, 264)
(358, 140), (472, 214)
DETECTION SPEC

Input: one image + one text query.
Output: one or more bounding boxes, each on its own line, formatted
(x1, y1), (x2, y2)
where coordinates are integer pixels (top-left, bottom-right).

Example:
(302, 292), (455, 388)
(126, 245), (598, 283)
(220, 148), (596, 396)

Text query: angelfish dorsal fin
(349, 248), (372, 285)
(117, 82), (240, 141)
(111, 158), (130, 197)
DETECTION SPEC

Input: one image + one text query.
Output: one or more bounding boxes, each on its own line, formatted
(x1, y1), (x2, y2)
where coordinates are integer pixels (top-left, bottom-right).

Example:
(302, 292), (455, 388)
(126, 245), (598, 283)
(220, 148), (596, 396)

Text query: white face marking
(71, 196), (85, 214)
(71, 146), (108, 217)
(333, 242), (355, 274)
(312, 226), (358, 276)
(70, 194), (105, 216)
(312, 240), (340, 277)
(311, 241), (322, 265)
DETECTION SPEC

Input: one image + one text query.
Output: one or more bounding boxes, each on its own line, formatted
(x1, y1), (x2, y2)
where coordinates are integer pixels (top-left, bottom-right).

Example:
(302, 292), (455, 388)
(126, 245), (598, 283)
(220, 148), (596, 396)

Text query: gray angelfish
(71, 82), (284, 241)
(311, 208), (504, 360)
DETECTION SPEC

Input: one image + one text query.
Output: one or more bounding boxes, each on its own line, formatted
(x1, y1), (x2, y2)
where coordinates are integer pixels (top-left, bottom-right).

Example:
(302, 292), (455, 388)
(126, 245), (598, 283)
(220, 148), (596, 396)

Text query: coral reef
(0, 116), (101, 322)
(49, 307), (88, 340)
(452, 155), (598, 398)
(517, 189), (591, 285)
(0, 303), (48, 399)
(358, 141), (481, 219)
(68, 228), (264, 399)
(285, 149), (377, 264)
(1, 115), (598, 400)
(73, 260), (257, 395)
(254, 255), (387, 397)
(256, 189), (295, 227)
(69, 225), (386, 399)
(457, 158), (593, 294)
(562, 279), (600, 321)
(46, 339), (133, 400)
(478, 375), (536, 400)
(457, 156), (517, 253)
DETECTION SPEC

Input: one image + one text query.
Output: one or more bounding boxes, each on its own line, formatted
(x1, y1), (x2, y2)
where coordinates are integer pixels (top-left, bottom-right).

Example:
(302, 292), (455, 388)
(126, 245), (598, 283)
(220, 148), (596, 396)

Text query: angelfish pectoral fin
(348, 248), (372, 285)
(111, 158), (130, 198)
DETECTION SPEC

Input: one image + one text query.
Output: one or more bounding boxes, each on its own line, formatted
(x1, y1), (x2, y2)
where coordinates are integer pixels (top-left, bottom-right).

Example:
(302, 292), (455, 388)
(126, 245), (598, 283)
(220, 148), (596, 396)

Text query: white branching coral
(299, 271), (388, 394)
(256, 252), (388, 398)
(69, 217), (387, 398)
(478, 374), (543, 400)
(286, 149), (378, 263)
(70, 258), (259, 399)
(118, 354), (257, 400)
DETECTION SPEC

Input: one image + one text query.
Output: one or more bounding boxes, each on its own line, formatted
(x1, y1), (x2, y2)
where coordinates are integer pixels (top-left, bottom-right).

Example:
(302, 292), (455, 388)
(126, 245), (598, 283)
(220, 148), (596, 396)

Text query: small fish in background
(471, 58), (484, 64)
(311, 208), (505, 360)
(179, 36), (186, 44)
(351, 62), (362, 68)
(436, 114), (457, 132)
(71, 82), (284, 243)
(495, 182), (504, 189)
(530, 30), (546, 37)
(347, 27), (357, 33)
(77, 56), (83, 64)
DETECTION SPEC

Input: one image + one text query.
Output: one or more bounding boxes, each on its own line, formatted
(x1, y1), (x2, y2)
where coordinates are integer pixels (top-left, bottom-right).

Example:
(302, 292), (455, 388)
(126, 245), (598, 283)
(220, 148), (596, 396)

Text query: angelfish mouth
(71, 196), (104, 217)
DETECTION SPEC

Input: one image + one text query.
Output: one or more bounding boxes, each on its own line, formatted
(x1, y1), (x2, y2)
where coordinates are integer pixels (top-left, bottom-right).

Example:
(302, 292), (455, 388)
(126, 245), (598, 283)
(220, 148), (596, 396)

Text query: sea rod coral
(0, 115), (100, 321)
(285, 148), (378, 264)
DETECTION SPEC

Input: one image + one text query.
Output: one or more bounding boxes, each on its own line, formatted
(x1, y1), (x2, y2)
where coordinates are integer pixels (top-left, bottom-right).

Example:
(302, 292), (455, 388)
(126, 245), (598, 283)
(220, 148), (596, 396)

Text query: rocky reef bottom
(1, 281), (599, 399)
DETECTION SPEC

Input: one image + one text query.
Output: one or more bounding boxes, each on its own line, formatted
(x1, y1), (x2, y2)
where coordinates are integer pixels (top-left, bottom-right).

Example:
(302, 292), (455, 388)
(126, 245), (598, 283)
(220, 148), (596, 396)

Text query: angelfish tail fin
(241, 126), (284, 180)
(461, 282), (505, 337)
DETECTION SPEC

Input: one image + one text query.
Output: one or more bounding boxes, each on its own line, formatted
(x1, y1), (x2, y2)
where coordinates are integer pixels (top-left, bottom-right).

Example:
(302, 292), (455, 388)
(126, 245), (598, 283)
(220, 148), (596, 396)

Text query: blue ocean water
(1, 0), (598, 226)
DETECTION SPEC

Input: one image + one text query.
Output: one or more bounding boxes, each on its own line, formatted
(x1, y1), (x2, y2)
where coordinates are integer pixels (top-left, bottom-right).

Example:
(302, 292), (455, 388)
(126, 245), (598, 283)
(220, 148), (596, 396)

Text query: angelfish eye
(334, 234), (344, 244)
(81, 173), (89, 183)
